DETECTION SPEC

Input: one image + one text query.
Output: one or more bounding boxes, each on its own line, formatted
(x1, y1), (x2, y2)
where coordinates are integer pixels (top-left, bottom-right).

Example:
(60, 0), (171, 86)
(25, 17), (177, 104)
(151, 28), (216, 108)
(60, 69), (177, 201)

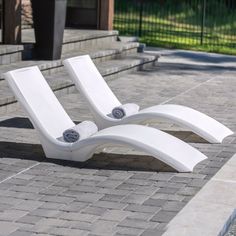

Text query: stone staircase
(0, 29), (159, 114)
(0, 45), (24, 65)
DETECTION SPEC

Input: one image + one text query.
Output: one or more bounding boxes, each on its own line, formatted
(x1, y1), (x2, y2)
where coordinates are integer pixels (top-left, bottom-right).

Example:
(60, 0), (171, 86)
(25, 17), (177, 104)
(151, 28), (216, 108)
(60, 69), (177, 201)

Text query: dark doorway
(66, 0), (100, 29)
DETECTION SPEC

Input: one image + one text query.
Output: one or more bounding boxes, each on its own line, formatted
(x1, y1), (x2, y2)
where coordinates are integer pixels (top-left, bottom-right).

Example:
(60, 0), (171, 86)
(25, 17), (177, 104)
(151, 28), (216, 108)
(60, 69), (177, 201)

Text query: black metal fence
(114, 0), (236, 52)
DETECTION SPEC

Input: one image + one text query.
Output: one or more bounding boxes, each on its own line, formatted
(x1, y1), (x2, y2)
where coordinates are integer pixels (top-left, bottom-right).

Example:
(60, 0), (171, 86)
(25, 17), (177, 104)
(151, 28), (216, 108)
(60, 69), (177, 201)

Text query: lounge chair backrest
(64, 55), (121, 115)
(5, 66), (74, 139)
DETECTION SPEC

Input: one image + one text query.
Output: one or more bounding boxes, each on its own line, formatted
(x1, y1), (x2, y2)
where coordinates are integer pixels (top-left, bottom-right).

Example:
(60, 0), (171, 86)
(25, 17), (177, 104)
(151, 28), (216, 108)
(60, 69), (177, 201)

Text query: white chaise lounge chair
(63, 55), (233, 143)
(4, 66), (207, 172)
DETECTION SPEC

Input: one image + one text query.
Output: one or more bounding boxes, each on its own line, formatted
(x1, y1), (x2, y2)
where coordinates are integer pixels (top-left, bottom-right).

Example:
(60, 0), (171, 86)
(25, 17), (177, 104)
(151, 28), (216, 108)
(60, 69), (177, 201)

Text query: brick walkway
(0, 49), (236, 236)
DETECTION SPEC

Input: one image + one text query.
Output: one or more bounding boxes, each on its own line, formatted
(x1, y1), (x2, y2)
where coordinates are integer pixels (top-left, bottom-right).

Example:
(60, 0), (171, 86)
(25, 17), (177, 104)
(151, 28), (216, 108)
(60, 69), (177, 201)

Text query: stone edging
(163, 153), (236, 236)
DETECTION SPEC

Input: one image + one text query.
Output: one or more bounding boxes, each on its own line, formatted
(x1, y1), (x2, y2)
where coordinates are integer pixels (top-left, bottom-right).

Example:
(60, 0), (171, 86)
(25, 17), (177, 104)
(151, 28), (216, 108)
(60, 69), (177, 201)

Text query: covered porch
(1, 0), (114, 48)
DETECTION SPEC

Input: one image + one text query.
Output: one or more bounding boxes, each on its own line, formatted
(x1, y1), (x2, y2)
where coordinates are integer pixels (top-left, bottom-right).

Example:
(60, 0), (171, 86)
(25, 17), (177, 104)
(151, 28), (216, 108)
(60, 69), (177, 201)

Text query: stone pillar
(2, 0), (22, 44)
(99, 0), (114, 30)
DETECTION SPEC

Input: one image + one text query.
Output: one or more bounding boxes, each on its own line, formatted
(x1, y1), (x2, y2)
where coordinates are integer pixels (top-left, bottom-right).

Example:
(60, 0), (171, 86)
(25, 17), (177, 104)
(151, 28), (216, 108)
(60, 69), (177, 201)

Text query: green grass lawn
(114, 2), (236, 55)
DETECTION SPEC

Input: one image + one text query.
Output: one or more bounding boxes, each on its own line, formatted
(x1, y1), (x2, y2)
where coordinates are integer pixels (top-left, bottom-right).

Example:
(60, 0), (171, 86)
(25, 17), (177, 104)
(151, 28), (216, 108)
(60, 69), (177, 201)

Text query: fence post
(138, 0), (143, 37)
(200, 0), (206, 45)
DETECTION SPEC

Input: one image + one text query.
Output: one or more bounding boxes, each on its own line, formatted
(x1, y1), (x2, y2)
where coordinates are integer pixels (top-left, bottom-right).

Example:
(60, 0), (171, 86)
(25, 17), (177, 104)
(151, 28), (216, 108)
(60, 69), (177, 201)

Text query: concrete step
(0, 45), (24, 65)
(96, 53), (158, 80)
(62, 29), (119, 54)
(22, 29), (120, 56)
(62, 41), (139, 63)
(0, 41), (140, 81)
(0, 29), (140, 81)
(0, 53), (159, 114)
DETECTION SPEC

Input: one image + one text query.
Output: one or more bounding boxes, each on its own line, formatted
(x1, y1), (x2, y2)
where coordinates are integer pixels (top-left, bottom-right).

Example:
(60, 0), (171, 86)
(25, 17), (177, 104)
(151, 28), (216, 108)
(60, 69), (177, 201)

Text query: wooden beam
(2, 0), (22, 44)
(99, 0), (114, 30)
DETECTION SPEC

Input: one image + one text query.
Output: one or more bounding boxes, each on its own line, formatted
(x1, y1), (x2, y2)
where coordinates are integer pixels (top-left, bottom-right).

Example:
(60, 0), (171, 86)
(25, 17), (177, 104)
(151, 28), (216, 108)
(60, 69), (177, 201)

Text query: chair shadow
(164, 130), (207, 143)
(0, 117), (207, 172)
(0, 117), (81, 129)
(0, 117), (34, 129)
(0, 141), (175, 172)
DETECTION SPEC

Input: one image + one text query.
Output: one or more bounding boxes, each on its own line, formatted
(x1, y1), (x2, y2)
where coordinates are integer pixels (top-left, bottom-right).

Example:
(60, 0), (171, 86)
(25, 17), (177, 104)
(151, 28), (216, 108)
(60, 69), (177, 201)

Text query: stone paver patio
(0, 49), (236, 236)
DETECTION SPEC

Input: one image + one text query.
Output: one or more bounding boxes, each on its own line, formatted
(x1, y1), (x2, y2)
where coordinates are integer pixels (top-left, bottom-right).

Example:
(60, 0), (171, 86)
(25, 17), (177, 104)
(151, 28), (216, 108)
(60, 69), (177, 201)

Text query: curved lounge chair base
(98, 104), (233, 144)
(63, 55), (233, 144)
(42, 125), (207, 173)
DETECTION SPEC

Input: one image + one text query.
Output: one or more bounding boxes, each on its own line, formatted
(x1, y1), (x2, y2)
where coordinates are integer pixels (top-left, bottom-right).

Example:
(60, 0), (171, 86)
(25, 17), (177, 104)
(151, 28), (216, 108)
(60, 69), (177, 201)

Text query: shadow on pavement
(171, 51), (236, 64)
(0, 141), (175, 172)
(0, 117), (81, 129)
(158, 62), (236, 72)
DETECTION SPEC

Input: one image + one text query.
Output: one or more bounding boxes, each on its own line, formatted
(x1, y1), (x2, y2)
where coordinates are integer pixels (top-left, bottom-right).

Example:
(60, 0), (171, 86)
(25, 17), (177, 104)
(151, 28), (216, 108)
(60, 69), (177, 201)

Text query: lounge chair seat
(63, 55), (233, 143)
(4, 66), (207, 172)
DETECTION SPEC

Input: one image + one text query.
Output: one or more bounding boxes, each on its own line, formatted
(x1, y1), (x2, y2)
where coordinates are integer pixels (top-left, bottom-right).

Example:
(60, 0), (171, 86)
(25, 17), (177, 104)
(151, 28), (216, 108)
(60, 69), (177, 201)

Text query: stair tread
(0, 53), (158, 107)
(62, 41), (139, 58)
(22, 28), (119, 44)
(0, 45), (24, 55)
(97, 54), (157, 76)
(0, 41), (139, 80)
